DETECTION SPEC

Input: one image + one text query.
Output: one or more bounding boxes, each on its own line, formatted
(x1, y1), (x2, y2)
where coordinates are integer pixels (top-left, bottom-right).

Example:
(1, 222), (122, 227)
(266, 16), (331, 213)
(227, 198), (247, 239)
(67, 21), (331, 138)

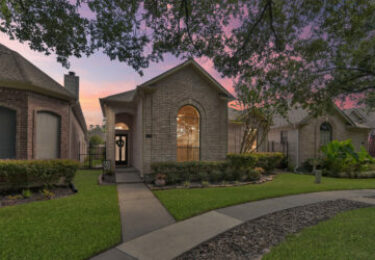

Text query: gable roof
(271, 104), (367, 129)
(100, 59), (235, 111)
(0, 44), (75, 101)
(343, 108), (375, 129)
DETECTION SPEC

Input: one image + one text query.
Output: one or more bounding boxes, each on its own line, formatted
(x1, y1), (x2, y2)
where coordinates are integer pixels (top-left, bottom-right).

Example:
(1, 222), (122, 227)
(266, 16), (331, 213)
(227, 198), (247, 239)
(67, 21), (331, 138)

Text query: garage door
(0, 106), (16, 159)
(36, 111), (61, 159)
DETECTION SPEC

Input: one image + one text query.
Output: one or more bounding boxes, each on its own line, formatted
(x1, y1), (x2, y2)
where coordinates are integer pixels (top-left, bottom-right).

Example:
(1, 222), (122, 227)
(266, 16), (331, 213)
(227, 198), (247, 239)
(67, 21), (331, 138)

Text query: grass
(153, 173), (375, 220)
(0, 170), (121, 260)
(263, 207), (375, 260)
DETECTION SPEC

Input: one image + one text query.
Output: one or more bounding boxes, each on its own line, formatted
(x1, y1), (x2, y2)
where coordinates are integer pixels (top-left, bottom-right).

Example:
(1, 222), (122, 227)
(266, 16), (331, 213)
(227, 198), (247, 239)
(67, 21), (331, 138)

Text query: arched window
(36, 111), (61, 159)
(0, 106), (16, 159)
(320, 122), (332, 146)
(115, 122), (129, 130)
(177, 105), (200, 161)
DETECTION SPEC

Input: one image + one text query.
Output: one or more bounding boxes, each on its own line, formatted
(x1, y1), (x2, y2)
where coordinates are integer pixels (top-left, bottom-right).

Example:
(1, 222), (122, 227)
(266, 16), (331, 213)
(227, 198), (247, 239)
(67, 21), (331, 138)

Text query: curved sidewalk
(92, 189), (375, 260)
(117, 189), (375, 260)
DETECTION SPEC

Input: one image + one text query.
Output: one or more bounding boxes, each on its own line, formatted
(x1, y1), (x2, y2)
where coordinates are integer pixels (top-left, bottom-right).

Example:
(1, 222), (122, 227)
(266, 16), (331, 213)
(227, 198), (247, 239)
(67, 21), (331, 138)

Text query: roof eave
(0, 80), (74, 101)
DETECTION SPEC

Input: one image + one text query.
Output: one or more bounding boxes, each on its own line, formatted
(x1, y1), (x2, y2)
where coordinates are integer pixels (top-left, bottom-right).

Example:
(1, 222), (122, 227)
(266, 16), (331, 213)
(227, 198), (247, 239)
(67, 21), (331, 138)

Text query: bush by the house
(0, 160), (80, 191)
(321, 139), (374, 178)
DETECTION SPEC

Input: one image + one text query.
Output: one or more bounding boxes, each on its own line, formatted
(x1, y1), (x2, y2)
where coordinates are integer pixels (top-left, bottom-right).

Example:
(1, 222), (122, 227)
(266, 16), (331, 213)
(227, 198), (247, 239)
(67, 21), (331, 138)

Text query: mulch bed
(0, 186), (74, 207)
(148, 175), (274, 190)
(177, 199), (372, 260)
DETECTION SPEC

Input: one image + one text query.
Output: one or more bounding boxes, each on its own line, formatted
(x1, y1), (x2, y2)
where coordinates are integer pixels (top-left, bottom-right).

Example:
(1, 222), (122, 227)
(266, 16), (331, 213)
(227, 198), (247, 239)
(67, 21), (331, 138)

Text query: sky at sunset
(1, 33), (236, 127)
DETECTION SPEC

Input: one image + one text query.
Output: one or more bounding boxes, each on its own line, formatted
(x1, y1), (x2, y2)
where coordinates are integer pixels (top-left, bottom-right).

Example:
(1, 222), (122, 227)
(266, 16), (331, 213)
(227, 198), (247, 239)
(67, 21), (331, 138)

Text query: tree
(2, 1), (374, 111)
(89, 135), (104, 147)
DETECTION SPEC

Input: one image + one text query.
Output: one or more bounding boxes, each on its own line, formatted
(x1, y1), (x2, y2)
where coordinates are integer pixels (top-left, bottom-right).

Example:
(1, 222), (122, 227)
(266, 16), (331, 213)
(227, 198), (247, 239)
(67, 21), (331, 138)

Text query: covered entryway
(115, 115), (133, 167)
(0, 106), (16, 159)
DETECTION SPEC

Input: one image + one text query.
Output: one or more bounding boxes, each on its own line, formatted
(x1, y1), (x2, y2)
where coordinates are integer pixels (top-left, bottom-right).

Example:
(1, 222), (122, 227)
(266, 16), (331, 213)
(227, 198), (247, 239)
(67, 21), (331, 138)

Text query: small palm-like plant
(321, 139), (374, 176)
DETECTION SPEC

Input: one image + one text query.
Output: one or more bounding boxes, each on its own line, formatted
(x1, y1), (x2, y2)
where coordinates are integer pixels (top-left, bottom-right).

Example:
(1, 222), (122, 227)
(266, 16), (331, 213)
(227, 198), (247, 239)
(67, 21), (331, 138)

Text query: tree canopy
(2, 0), (374, 111)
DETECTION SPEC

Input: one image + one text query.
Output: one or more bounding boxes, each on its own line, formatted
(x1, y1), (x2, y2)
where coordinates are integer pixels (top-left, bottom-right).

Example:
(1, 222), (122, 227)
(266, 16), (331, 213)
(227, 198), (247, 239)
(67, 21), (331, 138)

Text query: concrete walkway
(91, 178), (175, 260)
(114, 189), (375, 260)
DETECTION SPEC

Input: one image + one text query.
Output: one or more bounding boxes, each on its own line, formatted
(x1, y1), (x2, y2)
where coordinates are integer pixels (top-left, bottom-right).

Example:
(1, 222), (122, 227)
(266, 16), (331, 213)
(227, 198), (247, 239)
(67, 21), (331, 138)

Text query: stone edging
(148, 175), (274, 190)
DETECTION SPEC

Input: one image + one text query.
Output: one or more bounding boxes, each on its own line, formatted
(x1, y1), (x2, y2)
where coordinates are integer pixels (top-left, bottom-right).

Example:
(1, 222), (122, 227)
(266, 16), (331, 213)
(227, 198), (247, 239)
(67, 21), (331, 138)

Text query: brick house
(100, 59), (234, 176)
(0, 44), (87, 161)
(263, 105), (373, 168)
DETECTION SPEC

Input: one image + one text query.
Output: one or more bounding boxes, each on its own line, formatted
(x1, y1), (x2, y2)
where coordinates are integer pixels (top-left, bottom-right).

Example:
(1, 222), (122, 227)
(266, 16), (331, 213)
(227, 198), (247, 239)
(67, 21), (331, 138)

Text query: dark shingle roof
(0, 43), (74, 100)
(271, 105), (371, 129)
(100, 89), (136, 103)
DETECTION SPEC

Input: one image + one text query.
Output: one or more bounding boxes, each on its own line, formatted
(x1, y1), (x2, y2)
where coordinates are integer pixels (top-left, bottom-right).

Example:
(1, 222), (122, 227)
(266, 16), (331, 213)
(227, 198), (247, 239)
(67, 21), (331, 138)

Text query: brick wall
(0, 86), (77, 160)
(142, 65), (229, 174)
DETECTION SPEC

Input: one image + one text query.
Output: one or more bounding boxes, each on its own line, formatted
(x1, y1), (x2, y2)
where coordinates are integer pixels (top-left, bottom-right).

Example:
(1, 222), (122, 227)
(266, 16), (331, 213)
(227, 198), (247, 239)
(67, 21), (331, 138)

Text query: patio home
(100, 59), (235, 177)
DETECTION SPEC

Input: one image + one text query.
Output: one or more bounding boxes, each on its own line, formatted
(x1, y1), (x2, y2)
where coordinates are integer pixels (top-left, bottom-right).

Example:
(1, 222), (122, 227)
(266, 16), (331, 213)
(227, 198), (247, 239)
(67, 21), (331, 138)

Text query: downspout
(295, 124), (300, 172)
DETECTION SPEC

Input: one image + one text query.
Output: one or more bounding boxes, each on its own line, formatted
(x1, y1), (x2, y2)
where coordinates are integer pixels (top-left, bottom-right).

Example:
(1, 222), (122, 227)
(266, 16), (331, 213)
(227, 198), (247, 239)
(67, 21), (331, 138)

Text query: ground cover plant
(153, 173), (375, 220)
(0, 170), (121, 260)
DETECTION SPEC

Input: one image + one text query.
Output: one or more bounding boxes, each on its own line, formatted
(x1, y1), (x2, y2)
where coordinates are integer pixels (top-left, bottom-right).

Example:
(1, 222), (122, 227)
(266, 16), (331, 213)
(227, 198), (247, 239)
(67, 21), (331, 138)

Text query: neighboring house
(263, 106), (372, 168)
(343, 108), (375, 156)
(0, 44), (88, 161)
(100, 59), (234, 176)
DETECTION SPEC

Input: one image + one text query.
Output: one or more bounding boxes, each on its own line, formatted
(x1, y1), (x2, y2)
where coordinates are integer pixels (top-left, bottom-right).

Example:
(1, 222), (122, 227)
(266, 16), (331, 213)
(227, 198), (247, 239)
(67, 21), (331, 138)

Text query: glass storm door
(115, 134), (128, 165)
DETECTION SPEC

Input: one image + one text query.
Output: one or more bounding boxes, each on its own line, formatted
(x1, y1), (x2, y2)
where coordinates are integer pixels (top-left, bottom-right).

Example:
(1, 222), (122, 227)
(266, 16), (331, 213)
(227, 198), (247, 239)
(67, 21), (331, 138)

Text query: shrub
(246, 168), (261, 181)
(41, 189), (55, 199)
(201, 181), (209, 187)
(209, 170), (223, 183)
(151, 161), (228, 184)
(254, 167), (265, 175)
(0, 160), (79, 191)
(251, 153), (284, 173)
(223, 167), (235, 181)
(198, 171), (208, 181)
(227, 153), (284, 174)
(22, 189), (32, 198)
(227, 153), (257, 169)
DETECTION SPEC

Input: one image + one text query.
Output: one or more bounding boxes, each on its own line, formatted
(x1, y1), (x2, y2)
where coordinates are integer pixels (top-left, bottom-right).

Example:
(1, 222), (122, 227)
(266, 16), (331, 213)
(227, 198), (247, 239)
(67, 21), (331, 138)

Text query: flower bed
(151, 153), (284, 186)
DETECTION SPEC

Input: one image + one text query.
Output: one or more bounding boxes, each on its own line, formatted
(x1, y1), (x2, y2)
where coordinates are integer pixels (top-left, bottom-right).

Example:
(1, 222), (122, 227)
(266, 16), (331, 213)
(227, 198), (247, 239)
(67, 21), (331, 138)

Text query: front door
(115, 134), (128, 165)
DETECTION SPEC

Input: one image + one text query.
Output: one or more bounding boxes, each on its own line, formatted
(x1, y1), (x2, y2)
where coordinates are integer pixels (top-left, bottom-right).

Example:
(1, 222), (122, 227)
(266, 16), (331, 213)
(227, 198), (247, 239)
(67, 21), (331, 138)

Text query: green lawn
(0, 170), (121, 260)
(153, 173), (375, 220)
(263, 207), (375, 260)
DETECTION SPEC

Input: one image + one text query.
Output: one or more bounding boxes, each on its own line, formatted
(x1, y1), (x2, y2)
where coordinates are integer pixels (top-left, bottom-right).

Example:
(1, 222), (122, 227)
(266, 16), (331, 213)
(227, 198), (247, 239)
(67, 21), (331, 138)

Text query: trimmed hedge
(227, 152), (284, 173)
(151, 161), (229, 184)
(151, 153), (284, 184)
(0, 160), (80, 191)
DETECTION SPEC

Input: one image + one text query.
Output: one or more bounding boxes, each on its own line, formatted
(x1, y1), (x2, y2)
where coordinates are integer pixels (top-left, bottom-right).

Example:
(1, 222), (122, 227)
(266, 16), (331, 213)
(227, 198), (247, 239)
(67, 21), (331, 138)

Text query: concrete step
(115, 169), (143, 184)
(116, 167), (138, 173)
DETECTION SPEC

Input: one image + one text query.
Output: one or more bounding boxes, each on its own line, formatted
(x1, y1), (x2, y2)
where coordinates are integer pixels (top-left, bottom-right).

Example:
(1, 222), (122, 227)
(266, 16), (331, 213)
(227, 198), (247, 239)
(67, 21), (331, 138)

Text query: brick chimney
(64, 71), (79, 100)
